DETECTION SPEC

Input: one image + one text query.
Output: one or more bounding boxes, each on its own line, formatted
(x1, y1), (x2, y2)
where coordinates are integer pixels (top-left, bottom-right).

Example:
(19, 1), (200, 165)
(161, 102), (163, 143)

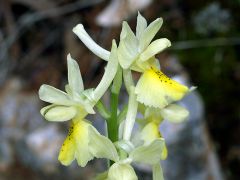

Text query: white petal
(39, 84), (73, 105)
(88, 126), (119, 162)
(139, 18), (163, 51)
(136, 11), (147, 39)
(160, 104), (189, 123)
(107, 163), (137, 180)
(118, 22), (139, 69)
(129, 138), (165, 165)
(93, 40), (119, 103)
(73, 24), (110, 61)
(153, 163), (164, 180)
(44, 106), (77, 122)
(67, 54), (84, 94)
(139, 38), (171, 61)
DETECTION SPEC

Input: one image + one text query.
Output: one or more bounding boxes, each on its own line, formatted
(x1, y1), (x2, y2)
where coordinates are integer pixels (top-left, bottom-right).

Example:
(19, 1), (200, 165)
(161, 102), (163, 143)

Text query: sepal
(129, 138), (165, 165)
(139, 38), (171, 62)
(67, 54), (84, 94)
(136, 12), (147, 39)
(39, 84), (73, 106)
(118, 22), (138, 69)
(139, 18), (163, 51)
(160, 104), (189, 123)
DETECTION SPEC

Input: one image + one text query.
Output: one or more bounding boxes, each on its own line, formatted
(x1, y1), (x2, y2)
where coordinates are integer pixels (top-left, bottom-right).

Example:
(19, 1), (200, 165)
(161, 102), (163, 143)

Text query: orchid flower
(88, 126), (166, 180)
(73, 12), (191, 109)
(39, 41), (118, 166)
(38, 12), (196, 180)
(136, 103), (189, 160)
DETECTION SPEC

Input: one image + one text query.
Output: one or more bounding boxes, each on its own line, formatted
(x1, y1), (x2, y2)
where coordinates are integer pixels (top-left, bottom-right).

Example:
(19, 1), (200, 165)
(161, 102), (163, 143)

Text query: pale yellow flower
(39, 41), (119, 167)
(73, 13), (191, 108)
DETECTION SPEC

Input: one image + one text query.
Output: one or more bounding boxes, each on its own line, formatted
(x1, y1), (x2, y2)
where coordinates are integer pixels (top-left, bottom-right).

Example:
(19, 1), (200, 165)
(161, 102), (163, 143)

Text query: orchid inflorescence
(39, 12), (194, 180)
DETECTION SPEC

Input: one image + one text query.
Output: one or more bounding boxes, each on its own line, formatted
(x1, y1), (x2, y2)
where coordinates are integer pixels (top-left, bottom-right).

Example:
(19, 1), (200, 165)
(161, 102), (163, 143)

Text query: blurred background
(0, 0), (239, 179)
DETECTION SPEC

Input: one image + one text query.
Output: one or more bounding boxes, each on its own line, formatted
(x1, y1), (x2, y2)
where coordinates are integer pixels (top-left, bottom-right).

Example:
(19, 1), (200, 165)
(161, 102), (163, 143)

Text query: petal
(139, 18), (163, 51)
(152, 163), (164, 180)
(160, 104), (189, 123)
(59, 120), (94, 167)
(73, 120), (94, 167)
(135, 68), (189, 108)
(139, 38), (171, 62)
(39, 84), (73, 106)
(44, 106), (77, 122)
(88, 126), (119, 162)
(140, 122), (161, 145)
(73, 24), (110, 61)
(107, 163), (137, 180)
(136, 11), (147, 39)
(67, 54), (84, 94)
(129, 138), (165, 165)
(58, 131), (75, 166)
(93, 40), (119, 103)
(118, 22), (139, 69)
(40, 104), (55, 116)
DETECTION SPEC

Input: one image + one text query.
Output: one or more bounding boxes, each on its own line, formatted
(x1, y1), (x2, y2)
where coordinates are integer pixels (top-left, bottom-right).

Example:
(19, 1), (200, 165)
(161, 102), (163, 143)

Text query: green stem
(107, 66), (122, 166)
(108, 92), (119, 142)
